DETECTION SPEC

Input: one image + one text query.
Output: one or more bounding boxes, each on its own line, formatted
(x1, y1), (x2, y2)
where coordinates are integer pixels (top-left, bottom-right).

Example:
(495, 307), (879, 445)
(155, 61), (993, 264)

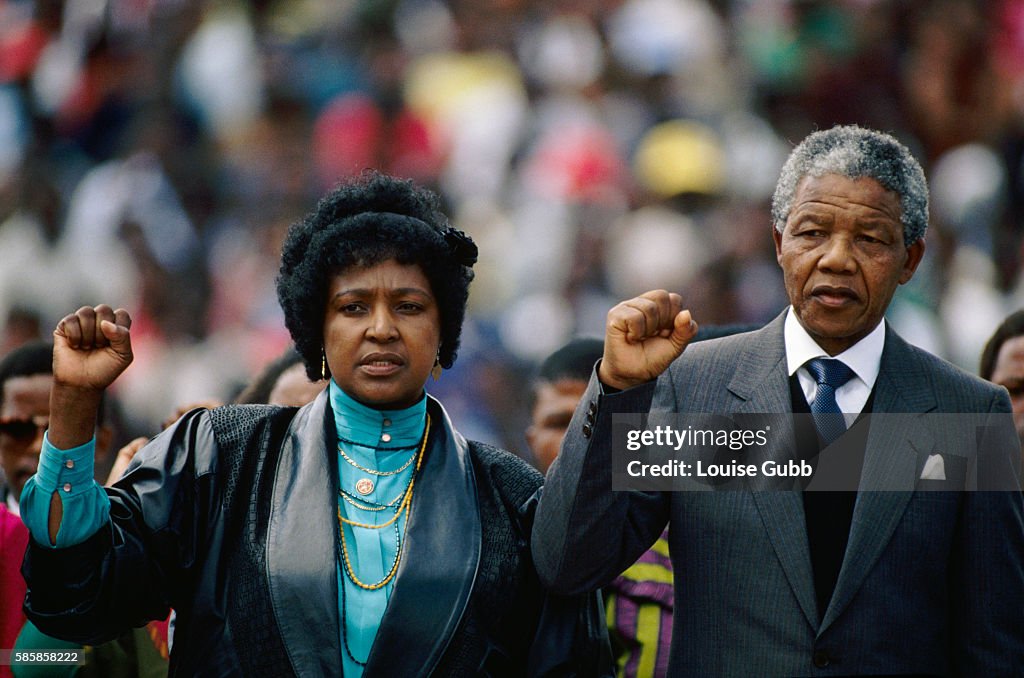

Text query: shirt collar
(783, 306), (885, 390)
(328, 379), (427, 450)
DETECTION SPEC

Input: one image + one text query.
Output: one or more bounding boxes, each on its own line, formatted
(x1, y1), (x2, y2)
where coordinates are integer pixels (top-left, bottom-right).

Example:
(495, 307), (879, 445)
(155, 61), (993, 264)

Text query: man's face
(526, 378), (589, 474)
(990, 335), (1024, 438)
(0, 374), (52, 502)
(773, 174), (925, 355)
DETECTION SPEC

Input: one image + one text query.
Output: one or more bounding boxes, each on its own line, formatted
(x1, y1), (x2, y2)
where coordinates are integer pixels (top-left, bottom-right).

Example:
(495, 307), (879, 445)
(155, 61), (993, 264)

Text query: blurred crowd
(2, 0), (1024, 455)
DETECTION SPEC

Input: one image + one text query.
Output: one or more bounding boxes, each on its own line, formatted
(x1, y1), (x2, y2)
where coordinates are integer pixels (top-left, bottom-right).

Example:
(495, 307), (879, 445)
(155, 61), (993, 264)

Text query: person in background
(532, 125), (1024, 675)
(0, 341), (53, 678)
(980, 309), (1024, 441)
(527, 338), (605, 475)
(19, 172), (609, 676)
(233, 346), (327, 407)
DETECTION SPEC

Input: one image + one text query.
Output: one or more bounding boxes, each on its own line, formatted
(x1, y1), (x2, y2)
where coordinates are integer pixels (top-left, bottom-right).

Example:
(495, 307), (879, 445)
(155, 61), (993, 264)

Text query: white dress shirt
(784, 307), (885, 426)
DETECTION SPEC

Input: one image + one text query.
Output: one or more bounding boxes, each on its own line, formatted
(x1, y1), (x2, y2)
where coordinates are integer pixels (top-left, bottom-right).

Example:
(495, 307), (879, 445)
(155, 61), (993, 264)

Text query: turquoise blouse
(20, 433), (108, 548)
(329, 381), (426, 676)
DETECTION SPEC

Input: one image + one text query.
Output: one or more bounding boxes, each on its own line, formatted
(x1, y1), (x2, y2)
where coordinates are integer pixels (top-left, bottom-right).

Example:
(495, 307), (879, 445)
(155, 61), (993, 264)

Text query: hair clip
(443, 227), (479, 267)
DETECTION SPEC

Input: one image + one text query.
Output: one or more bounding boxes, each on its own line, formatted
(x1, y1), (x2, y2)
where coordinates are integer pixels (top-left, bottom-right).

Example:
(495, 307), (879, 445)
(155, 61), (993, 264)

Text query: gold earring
(431, 350), (442, 382)
(321, 348), (328, 380)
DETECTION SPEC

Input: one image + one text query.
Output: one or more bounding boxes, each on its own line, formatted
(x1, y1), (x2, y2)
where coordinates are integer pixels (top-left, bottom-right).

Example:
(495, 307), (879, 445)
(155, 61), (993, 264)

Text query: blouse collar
(328, 379), (427, 452)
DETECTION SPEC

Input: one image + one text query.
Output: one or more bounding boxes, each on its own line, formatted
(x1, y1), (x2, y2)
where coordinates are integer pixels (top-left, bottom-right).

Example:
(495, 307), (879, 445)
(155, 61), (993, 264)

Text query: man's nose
(817, 236), (857, 272)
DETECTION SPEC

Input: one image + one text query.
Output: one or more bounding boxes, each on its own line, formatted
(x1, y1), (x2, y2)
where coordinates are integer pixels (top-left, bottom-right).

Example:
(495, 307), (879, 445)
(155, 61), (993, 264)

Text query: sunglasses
(0, 417), (49, 444)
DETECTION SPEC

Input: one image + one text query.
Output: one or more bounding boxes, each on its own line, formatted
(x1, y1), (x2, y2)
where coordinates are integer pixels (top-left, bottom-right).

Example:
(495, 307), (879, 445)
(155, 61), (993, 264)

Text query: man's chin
(797, 309), (860, 337)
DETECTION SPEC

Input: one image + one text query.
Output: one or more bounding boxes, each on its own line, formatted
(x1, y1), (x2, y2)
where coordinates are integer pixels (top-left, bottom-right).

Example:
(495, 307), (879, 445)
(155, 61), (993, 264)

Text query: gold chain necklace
(339, 482), (409, 512)
(339, 461), (416, 528)
(338, 443), (417, 477)
(337, 415), (430, 590)
(338, 501), (414, 591)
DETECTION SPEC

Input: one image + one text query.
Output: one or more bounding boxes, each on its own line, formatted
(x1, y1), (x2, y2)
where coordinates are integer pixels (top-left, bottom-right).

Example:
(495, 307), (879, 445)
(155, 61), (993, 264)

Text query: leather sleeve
(22, 409), (221, 645)
(521, 487), (615, 677)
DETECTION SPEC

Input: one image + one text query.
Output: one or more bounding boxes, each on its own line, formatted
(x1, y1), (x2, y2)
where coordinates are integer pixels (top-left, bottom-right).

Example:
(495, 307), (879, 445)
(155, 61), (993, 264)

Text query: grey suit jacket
(533, 312), (1024, 677)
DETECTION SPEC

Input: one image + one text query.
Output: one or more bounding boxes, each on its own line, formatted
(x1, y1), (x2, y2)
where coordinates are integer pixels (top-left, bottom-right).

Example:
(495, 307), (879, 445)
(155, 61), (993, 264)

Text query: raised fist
(598, 290), (697, 390)
(52, 305), (134, 392)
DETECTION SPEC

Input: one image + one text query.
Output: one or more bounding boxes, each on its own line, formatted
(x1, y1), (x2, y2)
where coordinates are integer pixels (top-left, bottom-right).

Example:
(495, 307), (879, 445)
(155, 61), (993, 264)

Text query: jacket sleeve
(531, 370), (671, 595)
(21, 409), (221, 645)
(950, 390), (1024, 673)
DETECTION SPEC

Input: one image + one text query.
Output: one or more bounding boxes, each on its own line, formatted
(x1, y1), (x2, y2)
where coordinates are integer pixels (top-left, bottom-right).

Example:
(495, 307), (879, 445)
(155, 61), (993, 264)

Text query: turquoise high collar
(328, 380), (427, 451)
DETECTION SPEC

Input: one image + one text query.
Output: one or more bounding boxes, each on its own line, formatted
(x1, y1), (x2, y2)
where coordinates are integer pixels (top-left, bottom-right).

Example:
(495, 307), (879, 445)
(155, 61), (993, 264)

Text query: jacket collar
(266, 389), (481, 676)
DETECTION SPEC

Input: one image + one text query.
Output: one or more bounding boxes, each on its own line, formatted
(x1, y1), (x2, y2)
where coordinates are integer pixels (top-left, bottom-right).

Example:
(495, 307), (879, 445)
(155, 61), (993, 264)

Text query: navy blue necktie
(805, 358), (855, 446)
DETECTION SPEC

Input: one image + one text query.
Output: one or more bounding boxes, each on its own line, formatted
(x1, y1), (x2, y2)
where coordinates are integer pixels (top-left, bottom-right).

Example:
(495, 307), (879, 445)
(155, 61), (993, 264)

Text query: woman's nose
(366, 308), (399, 341)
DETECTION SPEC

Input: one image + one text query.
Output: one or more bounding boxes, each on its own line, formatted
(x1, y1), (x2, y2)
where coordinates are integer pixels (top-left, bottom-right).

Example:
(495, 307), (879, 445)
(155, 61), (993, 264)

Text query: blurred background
(2, 0), (1024, 461)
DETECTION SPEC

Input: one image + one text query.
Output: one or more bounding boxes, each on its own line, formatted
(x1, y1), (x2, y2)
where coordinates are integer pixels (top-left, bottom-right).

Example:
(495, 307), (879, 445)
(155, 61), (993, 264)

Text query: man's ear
(772, 225), (783, 263)
(899, 238), (926, 285)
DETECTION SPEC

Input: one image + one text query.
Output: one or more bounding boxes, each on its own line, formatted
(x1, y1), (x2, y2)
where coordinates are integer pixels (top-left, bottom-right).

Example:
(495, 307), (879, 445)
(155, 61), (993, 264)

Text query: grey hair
(771, 125), (928, 246)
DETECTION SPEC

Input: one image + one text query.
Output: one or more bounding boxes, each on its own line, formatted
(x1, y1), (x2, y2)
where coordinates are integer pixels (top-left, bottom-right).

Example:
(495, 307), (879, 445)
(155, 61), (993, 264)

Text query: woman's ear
(431, 345), (443, 381)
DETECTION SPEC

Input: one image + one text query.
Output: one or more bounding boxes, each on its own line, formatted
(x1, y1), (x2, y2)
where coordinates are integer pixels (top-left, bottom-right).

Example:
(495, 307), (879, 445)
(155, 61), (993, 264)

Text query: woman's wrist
(48, 383), (103, 450)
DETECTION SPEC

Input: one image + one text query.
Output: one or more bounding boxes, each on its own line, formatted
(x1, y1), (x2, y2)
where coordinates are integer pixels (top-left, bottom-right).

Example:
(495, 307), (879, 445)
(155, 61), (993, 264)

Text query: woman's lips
(359, 354), (404, 376)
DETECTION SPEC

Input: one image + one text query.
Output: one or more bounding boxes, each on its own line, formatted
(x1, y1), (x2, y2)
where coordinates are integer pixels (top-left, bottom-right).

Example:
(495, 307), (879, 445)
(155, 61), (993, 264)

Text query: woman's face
(323, 259), (441, 409)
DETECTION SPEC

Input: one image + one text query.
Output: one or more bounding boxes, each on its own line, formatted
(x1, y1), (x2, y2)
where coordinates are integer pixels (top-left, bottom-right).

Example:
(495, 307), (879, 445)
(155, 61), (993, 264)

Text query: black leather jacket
(23, 392), (611, 676)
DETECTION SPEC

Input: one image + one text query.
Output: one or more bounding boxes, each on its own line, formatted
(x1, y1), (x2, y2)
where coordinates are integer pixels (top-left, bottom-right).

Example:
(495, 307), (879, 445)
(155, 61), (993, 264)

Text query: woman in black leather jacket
(20, 172), (611, 677)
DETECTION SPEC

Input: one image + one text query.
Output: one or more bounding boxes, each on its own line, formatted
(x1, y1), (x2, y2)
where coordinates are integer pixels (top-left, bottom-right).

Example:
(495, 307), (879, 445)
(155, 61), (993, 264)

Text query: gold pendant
(355, 478), (374, 495)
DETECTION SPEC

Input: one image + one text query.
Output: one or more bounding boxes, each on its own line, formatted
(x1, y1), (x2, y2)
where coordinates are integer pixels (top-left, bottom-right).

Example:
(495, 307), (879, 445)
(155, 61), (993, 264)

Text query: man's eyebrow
(790, 209), (834, 223)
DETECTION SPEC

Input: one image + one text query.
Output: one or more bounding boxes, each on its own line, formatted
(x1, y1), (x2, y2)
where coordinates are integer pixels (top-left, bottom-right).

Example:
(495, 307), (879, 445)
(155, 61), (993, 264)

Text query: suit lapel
(820, 330), (936, 633)
(729, 314), (821, 629)
(363, 396), (481, 675)
(266, 391), (344, 676)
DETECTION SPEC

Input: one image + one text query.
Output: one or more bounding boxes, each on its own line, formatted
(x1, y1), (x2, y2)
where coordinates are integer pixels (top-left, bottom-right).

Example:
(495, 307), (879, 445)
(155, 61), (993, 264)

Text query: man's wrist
(597, 361), (651, 392)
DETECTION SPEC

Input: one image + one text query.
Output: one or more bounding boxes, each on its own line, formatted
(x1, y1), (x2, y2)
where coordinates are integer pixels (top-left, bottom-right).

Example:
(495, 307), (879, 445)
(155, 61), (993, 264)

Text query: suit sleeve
(950, 389), (1024, 673)
(532, 368), (671, 595)
(21, 409), (221, 645)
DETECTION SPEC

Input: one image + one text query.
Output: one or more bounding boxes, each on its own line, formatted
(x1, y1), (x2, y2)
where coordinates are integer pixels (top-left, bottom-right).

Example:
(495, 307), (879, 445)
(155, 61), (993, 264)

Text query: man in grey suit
(532, 125), (1024, 676)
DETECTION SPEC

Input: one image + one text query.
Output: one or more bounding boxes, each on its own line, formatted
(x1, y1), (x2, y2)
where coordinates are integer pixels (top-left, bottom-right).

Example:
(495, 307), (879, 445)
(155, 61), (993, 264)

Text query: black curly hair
(277, 172), (476, 381)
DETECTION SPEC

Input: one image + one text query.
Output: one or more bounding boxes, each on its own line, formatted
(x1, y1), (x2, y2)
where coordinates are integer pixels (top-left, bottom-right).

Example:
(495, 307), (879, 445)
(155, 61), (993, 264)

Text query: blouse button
(381, 433), (392, 443)
(65, 459), (75, 469)
(62, 483), (72, 492)
(382, 418), (392, 427)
